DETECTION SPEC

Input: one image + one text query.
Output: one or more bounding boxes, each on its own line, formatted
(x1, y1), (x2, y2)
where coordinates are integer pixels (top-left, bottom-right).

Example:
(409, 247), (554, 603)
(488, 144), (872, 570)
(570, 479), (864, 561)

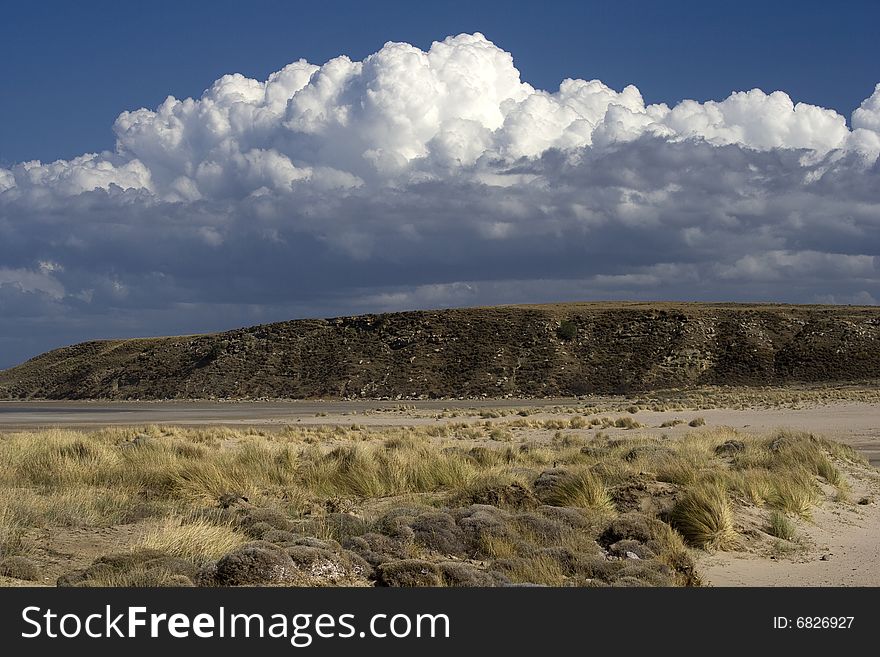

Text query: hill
(1, 302), (879, 400)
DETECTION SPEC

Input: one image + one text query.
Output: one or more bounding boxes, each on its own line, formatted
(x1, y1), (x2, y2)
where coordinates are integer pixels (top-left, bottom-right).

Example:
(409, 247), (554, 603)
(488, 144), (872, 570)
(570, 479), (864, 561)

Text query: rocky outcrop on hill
(1, 302), (878, 400)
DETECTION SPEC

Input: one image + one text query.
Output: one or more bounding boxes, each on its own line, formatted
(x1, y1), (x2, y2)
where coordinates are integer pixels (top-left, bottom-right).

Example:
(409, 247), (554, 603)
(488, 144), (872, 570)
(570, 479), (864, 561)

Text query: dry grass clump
(0, 428), (302, 549)
(769, 469), (819, 518)
(488, 427), (513, 442)
(654, 435), (716, 485)
(614, 417), (643, 430)
(551, 432), (586, 448)
(669, 480), (736, 550)
(816, 459), (842, 486)
(300, 441), (475, 498)
(646, 519), (701, 585)
(539, 418), (571, 431)
(766, 511), (796, 540)
(478, 533), (519, 560)
(728, 430), (846, 504)
(453, 470), (536, 509)
(86, 566), (195, 587)
(727, 469), (774, 506)
(7, 434), (117, 488)
(538, 469), (615, 515)
(761, 432), (840, 478)
(819, 438), (866, 465)
(0, 503), (25, 557)
(495, 553), (569, 586)
(139, 515), (246, 563)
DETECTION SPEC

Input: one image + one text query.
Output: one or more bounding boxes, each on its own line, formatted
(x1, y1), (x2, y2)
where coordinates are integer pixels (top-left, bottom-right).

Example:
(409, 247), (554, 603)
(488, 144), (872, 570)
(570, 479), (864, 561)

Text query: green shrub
(766, 511), (796, 540)
(556, 320), (577, 341)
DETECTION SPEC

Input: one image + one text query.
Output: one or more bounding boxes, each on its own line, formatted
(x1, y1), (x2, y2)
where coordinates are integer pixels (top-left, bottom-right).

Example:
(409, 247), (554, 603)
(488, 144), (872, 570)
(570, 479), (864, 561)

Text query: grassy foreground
(0, 420), (868, 587)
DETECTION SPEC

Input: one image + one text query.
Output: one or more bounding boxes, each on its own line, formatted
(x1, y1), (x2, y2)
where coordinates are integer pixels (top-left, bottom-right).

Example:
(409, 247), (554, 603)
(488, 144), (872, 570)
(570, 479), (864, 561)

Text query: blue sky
(1, 1), (879, 368)
(2, 0), (878, 164)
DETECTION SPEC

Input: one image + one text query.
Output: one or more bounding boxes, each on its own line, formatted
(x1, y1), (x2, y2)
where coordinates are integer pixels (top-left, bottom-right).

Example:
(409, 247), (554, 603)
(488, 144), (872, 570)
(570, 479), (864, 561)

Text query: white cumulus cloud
(0, 32), (879, 368)
(5, 32), (878, 202)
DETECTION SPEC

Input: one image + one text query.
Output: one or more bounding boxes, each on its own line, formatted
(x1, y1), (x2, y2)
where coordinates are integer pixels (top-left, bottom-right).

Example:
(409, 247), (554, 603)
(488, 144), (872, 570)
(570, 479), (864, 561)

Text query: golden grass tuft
(817, 459), (842, 486)
(478, 533), (519, 560)
(74, 565), (194, 587)
(300, 440), (476, 499)
(139, 515), (246, 563)
(727, 469), (774, 507)
(497, 553), (568, 586)
(669, 480), (736, 550)
(0, 503), (25, 556)
(614, 417), (643, 430)
(766, 510), (796, 540)
(770, 468), (819, 518)
(646, 519), (702, 586)
(540, 469), (615, 515)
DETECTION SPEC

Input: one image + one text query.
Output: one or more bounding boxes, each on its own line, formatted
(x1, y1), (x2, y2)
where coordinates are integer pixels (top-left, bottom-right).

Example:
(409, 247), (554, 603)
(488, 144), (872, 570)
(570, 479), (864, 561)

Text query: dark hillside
(1, 302), (878, 400)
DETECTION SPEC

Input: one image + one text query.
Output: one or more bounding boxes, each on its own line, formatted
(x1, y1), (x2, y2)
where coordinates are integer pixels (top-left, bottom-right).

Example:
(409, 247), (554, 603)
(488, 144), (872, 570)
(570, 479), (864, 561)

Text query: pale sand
(699, 471), (880, 587)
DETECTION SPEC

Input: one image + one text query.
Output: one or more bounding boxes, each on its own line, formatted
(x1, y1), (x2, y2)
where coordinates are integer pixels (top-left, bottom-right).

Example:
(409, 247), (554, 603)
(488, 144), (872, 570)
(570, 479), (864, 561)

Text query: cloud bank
(1, 33), (879, 367)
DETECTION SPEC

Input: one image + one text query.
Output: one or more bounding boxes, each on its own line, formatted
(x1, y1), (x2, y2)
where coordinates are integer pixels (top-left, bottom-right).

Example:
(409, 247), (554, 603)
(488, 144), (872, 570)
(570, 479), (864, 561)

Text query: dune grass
(769, 469), (820, 518)
(540, 469), (616, 515)
(0, 421), (861, 587)
(496, 553), (569, 586)
(0, 504), (25, 557)
(728, 469), (774, 506)
(669, 480), (737, 550)
(139, 515), (246, 563)
(766, 511), (796, 540)
(0, 424), (848, 530)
